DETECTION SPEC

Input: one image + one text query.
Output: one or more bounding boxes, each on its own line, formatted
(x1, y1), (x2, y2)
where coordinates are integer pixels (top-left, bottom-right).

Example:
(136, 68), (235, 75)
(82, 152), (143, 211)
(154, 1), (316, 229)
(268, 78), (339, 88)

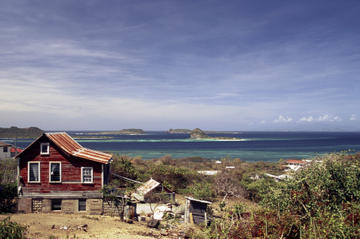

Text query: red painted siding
(19, 136), (103, 193)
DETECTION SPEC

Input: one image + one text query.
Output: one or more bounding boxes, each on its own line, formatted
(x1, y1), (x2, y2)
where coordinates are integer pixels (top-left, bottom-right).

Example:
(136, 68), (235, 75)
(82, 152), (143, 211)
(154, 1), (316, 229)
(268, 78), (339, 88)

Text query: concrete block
(17, 198), (32, 213)
(62, 200), (77, 214)
(42, 199), (51, 212)
(88, 199), (103, 215)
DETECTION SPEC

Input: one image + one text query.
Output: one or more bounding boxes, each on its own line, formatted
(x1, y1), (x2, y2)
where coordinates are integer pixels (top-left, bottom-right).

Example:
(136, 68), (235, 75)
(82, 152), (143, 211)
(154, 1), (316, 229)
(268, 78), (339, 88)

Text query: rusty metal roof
(285, 159), (306, 164)
(16, 132), (112, 164)
(46, 132), (112, 164)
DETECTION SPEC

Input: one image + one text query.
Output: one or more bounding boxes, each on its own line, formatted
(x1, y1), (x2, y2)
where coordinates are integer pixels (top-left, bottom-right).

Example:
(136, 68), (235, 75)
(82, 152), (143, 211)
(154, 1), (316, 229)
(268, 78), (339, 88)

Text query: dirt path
(0, 213), (169, 239)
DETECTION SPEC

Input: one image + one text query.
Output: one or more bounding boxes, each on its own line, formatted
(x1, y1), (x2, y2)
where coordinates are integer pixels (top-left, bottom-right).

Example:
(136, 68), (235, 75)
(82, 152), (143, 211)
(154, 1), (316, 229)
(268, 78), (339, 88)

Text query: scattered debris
(147, 219), (160, 229)
(51, 224), (89, 232)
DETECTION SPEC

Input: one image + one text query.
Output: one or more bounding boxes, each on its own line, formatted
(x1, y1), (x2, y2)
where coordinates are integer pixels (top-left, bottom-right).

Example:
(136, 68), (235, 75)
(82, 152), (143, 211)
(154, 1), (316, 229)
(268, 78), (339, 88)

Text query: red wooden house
(16, 132), (112, 214)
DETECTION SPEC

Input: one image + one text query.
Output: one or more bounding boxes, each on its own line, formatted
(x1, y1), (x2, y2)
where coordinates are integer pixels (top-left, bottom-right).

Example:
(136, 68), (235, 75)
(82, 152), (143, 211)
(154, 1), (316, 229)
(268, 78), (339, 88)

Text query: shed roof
(132, 178), (172, 201)
(185, 197), (212, 204)
(285, 159), (307, 164)
(0, 141), (11, 147)
(136, 178), (161, 196)
(17, 132), (112, 164)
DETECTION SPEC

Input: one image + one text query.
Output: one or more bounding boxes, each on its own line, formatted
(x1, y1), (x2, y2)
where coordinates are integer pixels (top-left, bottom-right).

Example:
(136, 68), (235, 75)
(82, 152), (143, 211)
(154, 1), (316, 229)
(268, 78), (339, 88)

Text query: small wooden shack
(132, 178), (174, 203)
(185, 197), (212, 225)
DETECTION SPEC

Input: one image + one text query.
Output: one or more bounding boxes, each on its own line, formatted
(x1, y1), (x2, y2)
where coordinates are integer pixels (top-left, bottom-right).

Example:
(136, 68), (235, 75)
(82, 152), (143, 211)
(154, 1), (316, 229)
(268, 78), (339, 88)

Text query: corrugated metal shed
(185, 197), (212, 225)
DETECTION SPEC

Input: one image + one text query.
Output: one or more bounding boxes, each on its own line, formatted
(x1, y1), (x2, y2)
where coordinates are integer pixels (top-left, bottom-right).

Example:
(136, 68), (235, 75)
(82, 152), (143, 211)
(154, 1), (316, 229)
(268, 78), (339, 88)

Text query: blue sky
(0, 0), (359, 131)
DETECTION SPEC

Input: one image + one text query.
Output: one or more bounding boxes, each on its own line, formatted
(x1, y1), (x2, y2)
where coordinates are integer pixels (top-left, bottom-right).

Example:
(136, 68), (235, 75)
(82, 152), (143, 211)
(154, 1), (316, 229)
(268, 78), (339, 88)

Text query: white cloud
(273, 115), (293, 123)
(350, 114), (357, 121)
(299, 116), (314, 122)
(299, 114), (342, 123)
(318, 114), (342, 122)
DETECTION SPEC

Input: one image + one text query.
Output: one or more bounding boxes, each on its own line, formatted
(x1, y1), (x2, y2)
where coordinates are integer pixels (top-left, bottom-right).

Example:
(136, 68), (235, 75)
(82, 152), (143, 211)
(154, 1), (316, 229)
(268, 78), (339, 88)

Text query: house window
(3, 146), (8, 153)
(28, 162), (40, 183)
(78, 199), (86, 211)
(40, 143), (49, 155)
(81, 167), (93, 183)
(51, 199), (62, 211)
(49, 162), (61, 183)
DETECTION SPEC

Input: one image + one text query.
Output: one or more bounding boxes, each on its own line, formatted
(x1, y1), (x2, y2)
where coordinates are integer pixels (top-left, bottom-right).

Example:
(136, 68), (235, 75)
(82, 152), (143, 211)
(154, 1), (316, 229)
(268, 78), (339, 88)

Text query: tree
(215, 170), (247, 202)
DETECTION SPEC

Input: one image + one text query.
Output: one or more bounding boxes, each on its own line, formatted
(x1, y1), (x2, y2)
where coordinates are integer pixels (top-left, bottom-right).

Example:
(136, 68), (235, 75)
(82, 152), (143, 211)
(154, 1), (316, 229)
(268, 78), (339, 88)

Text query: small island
(190, 128), (242, 141)
(90, 129), (145, 135)
(0, 126), (44, 139)
(168, 129), (192, 134)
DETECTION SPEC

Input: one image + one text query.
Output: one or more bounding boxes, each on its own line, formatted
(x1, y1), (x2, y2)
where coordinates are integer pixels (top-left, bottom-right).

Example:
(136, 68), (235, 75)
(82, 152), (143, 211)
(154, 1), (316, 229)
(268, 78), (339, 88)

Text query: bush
(0, 183), (17, 213)
(260, 153), (360, 237)
(203, 153), (360, 238)
(0, 159), (17, 184)
(148, 165), (202, 192)
(0, 217), (27, 239)
(187, 182), (215, 201)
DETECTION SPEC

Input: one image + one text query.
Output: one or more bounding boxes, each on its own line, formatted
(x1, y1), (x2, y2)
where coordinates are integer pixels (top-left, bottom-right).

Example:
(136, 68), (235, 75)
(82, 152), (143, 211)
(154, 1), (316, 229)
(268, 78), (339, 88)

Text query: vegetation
(203, 152), (360, 238)
(189, 128), (240, 141)
(0, 217), (27, 239)
(0, 159), (17, 213)
(2, 142), (359, 238)
(109, 154), (284, 201)
(0, 126), (43, 139)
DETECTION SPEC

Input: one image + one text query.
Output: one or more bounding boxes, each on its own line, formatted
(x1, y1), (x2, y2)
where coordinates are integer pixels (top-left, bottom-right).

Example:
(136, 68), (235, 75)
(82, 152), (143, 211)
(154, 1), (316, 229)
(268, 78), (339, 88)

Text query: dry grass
(0, 213), (170, 239)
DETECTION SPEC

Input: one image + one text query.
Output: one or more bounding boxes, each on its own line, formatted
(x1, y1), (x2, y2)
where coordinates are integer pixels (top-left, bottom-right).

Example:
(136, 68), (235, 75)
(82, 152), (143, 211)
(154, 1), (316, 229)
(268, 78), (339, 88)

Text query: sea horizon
(4, 131), (360, 162)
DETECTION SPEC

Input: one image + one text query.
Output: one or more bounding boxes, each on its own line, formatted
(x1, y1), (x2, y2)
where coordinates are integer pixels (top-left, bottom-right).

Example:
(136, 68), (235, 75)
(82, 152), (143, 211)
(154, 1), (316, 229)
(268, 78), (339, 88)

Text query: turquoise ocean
(6, 131), (360, 162)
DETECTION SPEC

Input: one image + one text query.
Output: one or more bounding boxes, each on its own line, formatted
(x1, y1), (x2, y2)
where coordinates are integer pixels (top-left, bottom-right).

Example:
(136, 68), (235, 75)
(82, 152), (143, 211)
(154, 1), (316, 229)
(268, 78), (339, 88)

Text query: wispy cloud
(350, 114), (357, 121)
(273, 115), (293, 123)
(0, 1), (359, 130)
(299, 115), (342, 123)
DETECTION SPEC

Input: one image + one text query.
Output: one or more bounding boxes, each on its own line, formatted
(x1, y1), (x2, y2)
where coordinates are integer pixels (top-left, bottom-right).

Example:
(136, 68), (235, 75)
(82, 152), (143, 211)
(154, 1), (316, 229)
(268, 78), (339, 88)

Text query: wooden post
(185, 198), (189, 223)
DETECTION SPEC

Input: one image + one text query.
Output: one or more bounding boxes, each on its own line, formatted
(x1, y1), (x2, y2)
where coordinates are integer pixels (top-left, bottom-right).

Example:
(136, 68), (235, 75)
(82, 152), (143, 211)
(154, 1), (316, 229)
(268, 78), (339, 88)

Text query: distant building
(284, 159), (307, 171)
(0, 141), (22, 159)
(10, 147), (23, 158)
(17, 132), (112, 214)
(264, 173), (292, 182)
(197, 170), (218, 176)
(0, 141), (12, 159)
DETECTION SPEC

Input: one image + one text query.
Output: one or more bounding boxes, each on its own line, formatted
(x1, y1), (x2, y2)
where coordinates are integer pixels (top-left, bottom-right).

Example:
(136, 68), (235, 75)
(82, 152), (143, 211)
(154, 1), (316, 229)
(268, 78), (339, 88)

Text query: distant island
(89, 129), (145, 135)
(190, 128), (242, 141)
(0, 126), (44, 138)
(168, 129), (192, 134)
(168, 128), (241, 134)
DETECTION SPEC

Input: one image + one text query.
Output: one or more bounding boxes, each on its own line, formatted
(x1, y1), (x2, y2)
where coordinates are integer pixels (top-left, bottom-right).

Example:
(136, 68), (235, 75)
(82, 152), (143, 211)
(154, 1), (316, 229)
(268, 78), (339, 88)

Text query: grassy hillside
(0, 126), (43, 138)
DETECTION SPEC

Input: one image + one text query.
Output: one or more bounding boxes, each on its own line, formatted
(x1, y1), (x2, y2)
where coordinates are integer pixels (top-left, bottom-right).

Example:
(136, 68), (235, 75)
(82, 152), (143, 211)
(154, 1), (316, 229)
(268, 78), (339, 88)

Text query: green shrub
(0, 217), (27, 239)
(0, 183), (17, 213)
(187, 182), (216, 201)
(148, 165), (202, 192)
